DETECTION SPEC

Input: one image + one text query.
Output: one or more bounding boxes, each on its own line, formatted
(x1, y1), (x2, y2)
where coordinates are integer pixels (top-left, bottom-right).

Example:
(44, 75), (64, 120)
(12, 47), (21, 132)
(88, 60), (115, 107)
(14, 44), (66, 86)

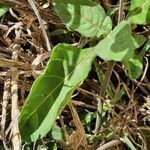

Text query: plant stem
(95, 0), (124, 134)
(11, 45), (21, 150)
(118, 0), (124, 24)
(95, 62), (115, 133)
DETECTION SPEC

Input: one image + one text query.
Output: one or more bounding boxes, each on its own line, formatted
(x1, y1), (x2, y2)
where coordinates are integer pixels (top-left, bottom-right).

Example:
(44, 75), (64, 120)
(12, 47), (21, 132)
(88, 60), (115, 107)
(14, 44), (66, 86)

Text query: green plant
(19, 0), (150, 143)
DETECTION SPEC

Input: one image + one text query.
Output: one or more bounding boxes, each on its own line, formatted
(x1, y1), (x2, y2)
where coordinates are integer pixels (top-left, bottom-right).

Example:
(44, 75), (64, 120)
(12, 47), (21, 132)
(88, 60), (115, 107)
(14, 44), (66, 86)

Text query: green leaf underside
(19, 44), (94, 141)
(19, 21), (136, 142)
(129, 0), (150, 24)
(53, 0), (112, 37)
(96, 21), (135, 61)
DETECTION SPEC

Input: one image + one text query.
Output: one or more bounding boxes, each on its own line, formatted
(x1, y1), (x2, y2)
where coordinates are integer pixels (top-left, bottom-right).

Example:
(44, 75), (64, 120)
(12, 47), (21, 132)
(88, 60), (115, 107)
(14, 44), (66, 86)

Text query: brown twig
(0, 0), (23, 5)
(0, 58), (31, 70)
(10, 29), (21, 150)
(72, 100), (97, 110)
(96, 140), (121, 150)
(69, 102), (88, 150)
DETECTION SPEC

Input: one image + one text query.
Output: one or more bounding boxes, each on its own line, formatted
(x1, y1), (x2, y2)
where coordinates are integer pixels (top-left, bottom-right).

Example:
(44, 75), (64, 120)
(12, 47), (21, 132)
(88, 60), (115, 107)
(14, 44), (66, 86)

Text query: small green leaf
(0, 4), (9, 17)
(113, 88), (125, 103)
(144, 41), (150, 52)
(132, 34), (146, 49)
(121, 133), (137, 150)
(105, 130), (114, 138)
(53, 0), (112, 37)
(128, 0), (150, 24)
(80, 111), (96, 132)
(86, 134), (101, 144)
(19, 44), (94, 141)
(139, 41), (150, 58)
(48, 127), (64, 141)
(124, 55), (143, 80)
(96, 21), (135, 61)
(97, 16), (112, 37)
(124, 36), (147, 80)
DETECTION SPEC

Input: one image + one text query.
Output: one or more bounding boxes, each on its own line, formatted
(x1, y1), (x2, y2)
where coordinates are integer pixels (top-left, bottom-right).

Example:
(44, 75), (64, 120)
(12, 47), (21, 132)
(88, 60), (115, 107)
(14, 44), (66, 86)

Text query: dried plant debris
(139, 96), (150, 125)
(0, 0), (149, 149)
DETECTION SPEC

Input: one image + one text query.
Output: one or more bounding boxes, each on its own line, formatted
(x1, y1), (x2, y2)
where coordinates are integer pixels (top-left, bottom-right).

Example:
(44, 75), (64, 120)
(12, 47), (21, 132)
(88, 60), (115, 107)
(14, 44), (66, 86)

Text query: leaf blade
(53, 0), (112, 37)
(124, 55), (143, 80)
(0, 4), (9, 17)
(96, 21), (135, 61)
(128, 0), (150, 24)
(19, 44), (94, 141)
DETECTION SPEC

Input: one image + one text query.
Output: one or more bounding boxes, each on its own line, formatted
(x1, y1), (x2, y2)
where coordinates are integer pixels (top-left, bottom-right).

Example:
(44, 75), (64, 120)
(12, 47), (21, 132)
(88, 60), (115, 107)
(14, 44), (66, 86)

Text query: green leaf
(19, 21), (136, 142)
(128, 0), (150, 24)
(121, 133), (137, 150)
(0, 4), (9, 17)
(113, 88), (125, 103)
(96, 21), (135, 61)
(97, 16), (112, 37)
(48, 127), (64, 141)
(139, 41), (150, 58)
(144, 41), (150, 52)
(86, 134), (101, 144)
(81, 111), (94, 125)
(19, 44), (94, 141)
(132, 34), (146, 49)
(124, 55), (143, 80)
(52, 0), (112, 37)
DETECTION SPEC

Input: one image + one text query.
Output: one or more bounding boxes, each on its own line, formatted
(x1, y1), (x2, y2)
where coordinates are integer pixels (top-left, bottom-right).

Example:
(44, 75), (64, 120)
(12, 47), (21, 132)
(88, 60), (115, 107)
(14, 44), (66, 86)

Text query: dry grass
(0, 0), (149, 149)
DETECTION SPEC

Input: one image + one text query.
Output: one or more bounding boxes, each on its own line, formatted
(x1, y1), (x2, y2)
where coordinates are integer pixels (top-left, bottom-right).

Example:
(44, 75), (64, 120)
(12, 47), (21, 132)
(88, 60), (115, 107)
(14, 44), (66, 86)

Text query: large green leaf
(129, 0), (150, 24)
(19, 44), (94, 141)
(52, 0), (112, 37)
(95, 21), (135, 61)
(19, 21), (136, 142)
